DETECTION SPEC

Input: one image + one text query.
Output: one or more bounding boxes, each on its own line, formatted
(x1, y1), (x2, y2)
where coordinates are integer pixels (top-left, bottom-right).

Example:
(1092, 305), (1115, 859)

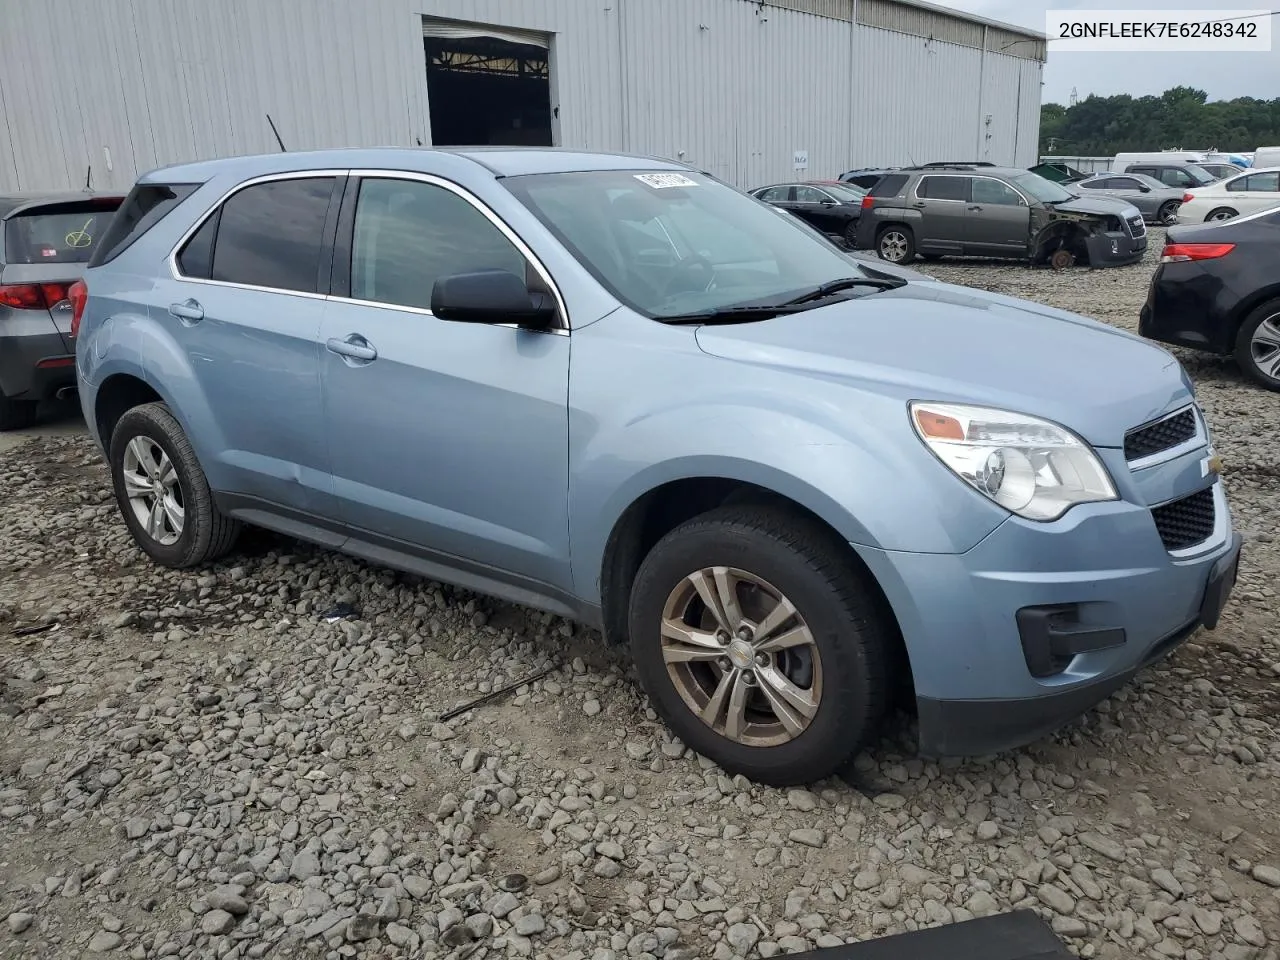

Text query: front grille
(1127, 215), (1146, 237)
(1124, 407), (1197, 461)
(1152, 487), (1216, 551)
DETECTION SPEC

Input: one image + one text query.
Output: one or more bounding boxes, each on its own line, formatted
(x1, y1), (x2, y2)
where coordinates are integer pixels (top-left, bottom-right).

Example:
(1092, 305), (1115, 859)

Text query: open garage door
(423, 19), (554, 148)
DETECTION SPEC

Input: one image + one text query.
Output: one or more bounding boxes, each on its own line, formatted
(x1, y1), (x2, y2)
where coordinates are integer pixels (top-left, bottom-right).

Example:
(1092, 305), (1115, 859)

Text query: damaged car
(854, 165), (1147, 268)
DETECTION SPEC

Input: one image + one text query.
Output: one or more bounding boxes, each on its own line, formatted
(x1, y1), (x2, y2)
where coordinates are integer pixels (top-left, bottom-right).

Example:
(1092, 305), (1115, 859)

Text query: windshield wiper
(779, 276), (906, 305)
(658, 305), (815, 325)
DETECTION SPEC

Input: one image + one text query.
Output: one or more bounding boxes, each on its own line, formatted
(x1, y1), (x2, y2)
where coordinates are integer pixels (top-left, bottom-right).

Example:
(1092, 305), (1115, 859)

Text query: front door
(154, 174), (340, 515)
(963, 177), (1031, 256)
(912, 175), (970, 253)
(319, 174), (573, 592)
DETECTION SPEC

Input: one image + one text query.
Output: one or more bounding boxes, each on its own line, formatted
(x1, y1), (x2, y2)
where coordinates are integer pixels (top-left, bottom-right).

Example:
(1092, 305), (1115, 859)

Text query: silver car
(1073, 173), (1184, 225)
(0, 192), (123, 429)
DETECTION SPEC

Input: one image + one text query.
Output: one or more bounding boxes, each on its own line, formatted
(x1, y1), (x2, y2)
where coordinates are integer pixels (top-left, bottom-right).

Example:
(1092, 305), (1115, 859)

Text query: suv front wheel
(627, 505), (893, 786)
(876, 226), (916, 264)
(109, 402), (241, 568)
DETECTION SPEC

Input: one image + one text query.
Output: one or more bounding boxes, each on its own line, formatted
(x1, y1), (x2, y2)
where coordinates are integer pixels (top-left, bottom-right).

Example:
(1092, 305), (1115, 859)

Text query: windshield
(1185, 165), (1217, 185)
(504, 170), (872, 320)
(1008, 172), (1076, 204)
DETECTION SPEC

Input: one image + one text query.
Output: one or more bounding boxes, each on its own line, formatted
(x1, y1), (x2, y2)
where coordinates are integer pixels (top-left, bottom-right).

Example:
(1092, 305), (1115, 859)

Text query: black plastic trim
(1016, 604), (1126, 678)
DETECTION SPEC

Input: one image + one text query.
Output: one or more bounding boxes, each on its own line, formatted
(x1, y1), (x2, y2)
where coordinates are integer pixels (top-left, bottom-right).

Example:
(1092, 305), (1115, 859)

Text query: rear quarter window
(88, 183), (201, 267)
(3, 198), (123, 264)
(869, 174), (908, 198)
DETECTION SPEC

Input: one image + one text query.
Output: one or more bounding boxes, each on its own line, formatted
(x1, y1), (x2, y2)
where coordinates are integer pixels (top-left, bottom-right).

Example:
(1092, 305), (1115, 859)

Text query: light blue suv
(73, 148), (1241, 786)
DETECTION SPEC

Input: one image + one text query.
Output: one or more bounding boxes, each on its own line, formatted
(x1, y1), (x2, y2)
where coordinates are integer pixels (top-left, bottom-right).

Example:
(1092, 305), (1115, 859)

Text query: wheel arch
(595, 474), (911, 702)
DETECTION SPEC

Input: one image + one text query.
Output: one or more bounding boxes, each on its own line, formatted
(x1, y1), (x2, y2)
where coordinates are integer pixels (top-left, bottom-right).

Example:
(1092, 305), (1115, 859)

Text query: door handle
(911, 202), (926, 208)
(326, 335), (377, 363)
(967, 205), (983, 211)
(169, 299), (204, 323)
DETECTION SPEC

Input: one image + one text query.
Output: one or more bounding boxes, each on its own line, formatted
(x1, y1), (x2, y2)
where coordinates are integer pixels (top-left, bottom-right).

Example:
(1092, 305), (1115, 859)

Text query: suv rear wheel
(109, 402), (241, 567)
(1235, 299), (1280, 392)
(627, 505), (892, 786)
(876, 226), (915, 264)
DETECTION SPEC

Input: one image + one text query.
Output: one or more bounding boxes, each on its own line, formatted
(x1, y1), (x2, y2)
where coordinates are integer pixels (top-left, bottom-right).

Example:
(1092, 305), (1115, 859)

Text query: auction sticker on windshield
(634, 173), (698, 189)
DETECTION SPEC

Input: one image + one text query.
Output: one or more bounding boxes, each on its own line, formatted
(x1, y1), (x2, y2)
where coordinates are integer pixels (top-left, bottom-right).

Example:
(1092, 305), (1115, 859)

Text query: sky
(943, 0), (1280, 105)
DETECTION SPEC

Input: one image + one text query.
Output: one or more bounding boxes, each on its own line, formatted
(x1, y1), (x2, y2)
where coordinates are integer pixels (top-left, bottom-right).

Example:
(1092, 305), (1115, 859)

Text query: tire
(1156, 201), (1179, 226)
(0, 391), (38, 432)
(843, 221), (860, 247)
(1234, 299), (1280, 392)
(108, 402), (241, 568)
(1206, 207), (1238, 222)
(876, 225), (915, 264)
(627, 505), (893, 786)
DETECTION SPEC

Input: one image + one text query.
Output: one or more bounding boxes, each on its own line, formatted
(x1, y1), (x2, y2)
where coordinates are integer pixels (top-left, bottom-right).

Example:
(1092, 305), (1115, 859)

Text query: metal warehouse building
(0, 0), (1045, 194)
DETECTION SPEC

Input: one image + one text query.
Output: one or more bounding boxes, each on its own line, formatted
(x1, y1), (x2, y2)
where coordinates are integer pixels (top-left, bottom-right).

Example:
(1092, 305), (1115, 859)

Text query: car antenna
(266, 113), (287, 152)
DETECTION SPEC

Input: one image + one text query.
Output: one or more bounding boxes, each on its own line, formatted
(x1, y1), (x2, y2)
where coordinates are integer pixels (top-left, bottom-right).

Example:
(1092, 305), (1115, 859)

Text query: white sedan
(1178, 167), (1280, 223)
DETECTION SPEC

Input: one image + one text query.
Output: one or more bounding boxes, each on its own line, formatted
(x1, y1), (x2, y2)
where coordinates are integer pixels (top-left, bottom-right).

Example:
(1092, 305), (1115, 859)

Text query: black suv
(854, 165), (1148, 268)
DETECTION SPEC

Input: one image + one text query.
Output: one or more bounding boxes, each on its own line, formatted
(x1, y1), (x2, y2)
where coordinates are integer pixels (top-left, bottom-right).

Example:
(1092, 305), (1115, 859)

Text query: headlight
(909, 402), (1117, 521)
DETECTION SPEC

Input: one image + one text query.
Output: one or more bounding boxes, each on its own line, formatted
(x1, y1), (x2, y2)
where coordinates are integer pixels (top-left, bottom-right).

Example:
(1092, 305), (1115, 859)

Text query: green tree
(1039, 87), (1278, 156)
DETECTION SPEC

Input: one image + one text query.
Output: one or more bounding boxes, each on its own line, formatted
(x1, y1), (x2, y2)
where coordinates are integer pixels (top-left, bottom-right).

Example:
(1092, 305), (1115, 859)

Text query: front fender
(568, 390), (1008, 604)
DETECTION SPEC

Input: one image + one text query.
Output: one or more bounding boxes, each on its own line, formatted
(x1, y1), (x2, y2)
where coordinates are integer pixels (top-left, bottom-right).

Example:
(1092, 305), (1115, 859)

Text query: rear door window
(89, 184), (198, 266)
(918, 176), (970, 202)
(5, 198), (124, 265)
(207, 177), (337, 293)
(1238, 172), (1280, 192)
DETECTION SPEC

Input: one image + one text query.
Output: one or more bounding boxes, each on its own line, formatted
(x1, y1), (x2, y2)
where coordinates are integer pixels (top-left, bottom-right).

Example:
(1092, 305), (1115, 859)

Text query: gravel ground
(1, 230), (1278, 960)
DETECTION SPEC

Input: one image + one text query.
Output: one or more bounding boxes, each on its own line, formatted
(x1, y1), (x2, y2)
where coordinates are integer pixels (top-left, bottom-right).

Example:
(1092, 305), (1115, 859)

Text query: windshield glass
(1008, 172), (1075, 204)
(504, 170), (871, 320)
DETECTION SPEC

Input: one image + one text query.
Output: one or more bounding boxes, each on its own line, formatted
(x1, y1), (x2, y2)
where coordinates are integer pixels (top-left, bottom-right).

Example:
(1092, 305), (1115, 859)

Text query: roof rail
(921, 161), (996, 168)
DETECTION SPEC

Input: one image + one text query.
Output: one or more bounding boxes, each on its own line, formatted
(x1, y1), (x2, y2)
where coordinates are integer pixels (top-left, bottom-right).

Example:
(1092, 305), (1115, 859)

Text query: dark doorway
(424, 31), (553, 147)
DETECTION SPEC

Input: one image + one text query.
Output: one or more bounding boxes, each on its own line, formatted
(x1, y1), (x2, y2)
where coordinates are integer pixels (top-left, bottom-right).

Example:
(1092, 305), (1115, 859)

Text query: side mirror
(431, 269), (557, 330)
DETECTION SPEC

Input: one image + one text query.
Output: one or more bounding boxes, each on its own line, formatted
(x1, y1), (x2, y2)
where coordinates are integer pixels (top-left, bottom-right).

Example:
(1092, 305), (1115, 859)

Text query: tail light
(1161, 242), (1235, 263)
(860, 195), (875, 209)
(0, 282), (72, 311)
(1182, 193), (1195, 203)
(69, 280), (88, 338)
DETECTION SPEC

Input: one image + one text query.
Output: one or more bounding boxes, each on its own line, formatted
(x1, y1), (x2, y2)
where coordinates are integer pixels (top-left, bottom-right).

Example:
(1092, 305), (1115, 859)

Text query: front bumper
(1085, 229), (1147, 267)
(856, 476), (1238, 757)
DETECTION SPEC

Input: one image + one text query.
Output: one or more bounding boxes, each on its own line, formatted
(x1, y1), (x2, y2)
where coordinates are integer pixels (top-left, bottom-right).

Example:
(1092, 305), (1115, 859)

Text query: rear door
(1228, 171), (1280, 215)
(156, 172), (340, 516)
(964, 177), (1031, 256)
(912, 175), (970, 253)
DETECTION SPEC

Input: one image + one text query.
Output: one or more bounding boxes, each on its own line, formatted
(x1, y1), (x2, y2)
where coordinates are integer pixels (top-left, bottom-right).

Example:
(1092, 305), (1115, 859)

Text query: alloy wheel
(121, 435), (185, 546)
(879, 231), (908, 262)
(659, 566), (822, 747)
(1160, 202), (1180, 225)
(1250, 315), (1280, 383)
(1208, 209), (1236, 221)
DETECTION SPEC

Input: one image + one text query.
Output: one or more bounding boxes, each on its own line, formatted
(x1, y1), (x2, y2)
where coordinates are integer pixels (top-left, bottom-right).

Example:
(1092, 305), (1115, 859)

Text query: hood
(694, 282), (1190, 449)
(1049, 195), (1141, 219)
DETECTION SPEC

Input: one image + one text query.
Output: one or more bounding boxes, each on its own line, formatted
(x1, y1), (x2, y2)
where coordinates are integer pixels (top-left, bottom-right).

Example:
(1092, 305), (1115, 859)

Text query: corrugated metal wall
(0, 0), (1042, 193)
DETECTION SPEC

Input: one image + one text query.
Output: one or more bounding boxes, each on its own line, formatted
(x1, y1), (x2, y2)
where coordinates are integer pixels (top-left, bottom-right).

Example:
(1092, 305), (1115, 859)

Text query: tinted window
(1239, 172), (1280, 192)
(88, 184), (197, 267)
(756, 187), (789, 202)
(918, 176), (969, 202)
(177, 211), (219, 279)
(351, 178), (525, 312)
(209, 178), (334, 293)
(970, 179), (1022, 205)
(1110, 177), (1141, 190)
(1160, 169), (1195, 187)
(794, 186), (827, 203)
(1078, 179), (1108, 189)
(868, 174), (907, 197)
(4, 198), (123, 264)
